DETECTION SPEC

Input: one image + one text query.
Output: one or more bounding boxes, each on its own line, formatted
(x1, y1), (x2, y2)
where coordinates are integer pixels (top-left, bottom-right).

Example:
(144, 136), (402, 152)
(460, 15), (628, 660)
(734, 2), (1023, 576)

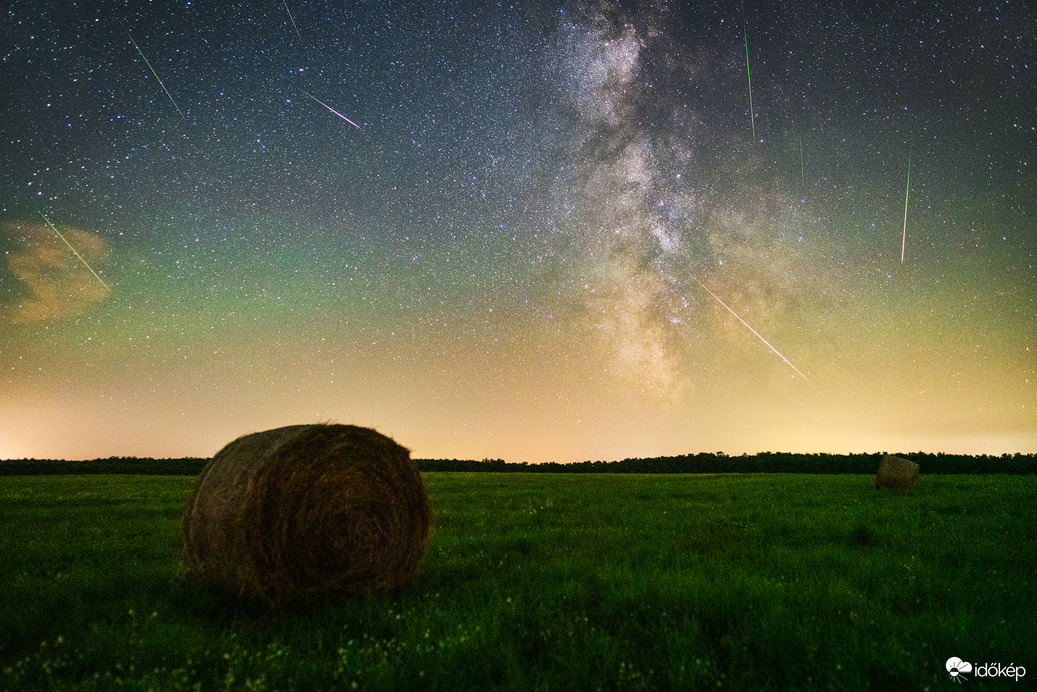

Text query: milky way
(1, 0), (1033, 461)
(550, 6), (833, 395)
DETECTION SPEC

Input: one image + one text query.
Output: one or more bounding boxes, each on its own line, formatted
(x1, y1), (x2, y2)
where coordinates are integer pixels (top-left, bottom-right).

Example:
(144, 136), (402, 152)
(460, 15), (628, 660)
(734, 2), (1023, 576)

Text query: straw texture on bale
(182, 423), (431, 602)
(875, 454), (920, 490)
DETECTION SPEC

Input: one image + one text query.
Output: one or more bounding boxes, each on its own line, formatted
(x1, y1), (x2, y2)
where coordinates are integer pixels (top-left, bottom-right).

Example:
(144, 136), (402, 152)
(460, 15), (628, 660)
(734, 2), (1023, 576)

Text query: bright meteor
(744, 19), (755, 142)
(283, 0), (302, 39)
(301, 90), (362, 129)
(125, 29), (184, 119)
(38, 212), (110, 291)
(693, 277), (811, 383)
(901, 148), (911, 263)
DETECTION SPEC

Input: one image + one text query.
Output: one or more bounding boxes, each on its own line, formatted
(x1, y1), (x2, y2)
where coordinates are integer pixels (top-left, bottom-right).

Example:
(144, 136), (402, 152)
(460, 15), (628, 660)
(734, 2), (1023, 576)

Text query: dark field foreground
(1, 473), (1034, 690)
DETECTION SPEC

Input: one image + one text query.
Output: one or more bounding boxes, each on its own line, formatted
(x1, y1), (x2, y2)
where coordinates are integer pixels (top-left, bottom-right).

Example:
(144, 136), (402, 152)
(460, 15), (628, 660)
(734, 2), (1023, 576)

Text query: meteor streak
(901, 148), (911, 263)
(125, 29), (184, 119)
(799, 138), (804, 181)
(300, 90), (361, 129)
(38, 212), (110, 291)
(283, 0), (301, 39)
(693, 277), (811, 383)
(744, 22), (756, 141)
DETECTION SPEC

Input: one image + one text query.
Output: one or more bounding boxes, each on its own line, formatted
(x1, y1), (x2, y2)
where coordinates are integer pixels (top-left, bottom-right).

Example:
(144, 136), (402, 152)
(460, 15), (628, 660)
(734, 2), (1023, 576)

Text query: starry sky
(1, 0), (1034, 462)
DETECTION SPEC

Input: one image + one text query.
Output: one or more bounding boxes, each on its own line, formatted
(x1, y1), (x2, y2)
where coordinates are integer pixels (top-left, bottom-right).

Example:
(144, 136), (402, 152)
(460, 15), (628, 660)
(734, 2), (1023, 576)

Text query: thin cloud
(3, 221), (111, 324)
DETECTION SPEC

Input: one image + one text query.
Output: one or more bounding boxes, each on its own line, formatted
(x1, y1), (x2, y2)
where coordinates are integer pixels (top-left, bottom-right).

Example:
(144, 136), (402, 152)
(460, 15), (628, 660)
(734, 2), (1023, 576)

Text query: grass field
(1, 473), (1034, 690)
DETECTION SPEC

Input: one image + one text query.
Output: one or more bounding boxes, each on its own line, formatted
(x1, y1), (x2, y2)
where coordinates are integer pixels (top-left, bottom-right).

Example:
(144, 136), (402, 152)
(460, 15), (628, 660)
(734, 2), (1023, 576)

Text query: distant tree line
(416, 452), (1037, 475)
(0, 457), (208, 476)
(2, 452), (1034, 476)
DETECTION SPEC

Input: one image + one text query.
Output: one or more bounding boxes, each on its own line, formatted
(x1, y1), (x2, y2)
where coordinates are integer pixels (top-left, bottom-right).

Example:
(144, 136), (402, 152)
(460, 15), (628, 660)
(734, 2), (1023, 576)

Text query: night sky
(2, 1), (1034, 462)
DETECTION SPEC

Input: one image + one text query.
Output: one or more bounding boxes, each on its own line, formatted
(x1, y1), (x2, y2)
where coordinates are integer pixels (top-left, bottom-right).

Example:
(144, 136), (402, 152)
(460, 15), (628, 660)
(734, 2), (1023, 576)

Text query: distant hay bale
(181, 423), (431, 602)
(875, 454), (920, 490)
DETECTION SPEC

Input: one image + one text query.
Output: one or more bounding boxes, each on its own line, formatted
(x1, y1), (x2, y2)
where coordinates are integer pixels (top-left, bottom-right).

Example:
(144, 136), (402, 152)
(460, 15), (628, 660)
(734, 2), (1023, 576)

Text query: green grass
(1, 473), (1034, 690)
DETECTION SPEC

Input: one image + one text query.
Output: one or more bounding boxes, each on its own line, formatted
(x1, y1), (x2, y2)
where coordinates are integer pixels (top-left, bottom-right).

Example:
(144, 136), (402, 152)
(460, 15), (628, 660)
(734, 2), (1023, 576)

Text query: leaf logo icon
(946, 657), (973, 682)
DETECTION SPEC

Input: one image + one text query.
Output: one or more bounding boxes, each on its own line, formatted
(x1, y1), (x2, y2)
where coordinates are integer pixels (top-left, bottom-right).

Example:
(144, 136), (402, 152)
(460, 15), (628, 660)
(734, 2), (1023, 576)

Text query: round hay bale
(181, 423), (431, 602)
(875, 454), (920, 490)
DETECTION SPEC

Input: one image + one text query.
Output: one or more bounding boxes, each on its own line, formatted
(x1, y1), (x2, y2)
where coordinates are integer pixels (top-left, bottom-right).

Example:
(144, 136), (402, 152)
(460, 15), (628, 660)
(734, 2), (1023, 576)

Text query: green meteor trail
(283, 0), (302, 39)
(38, 212), (110, 291)
(744, 28), (755, 142)
(126, 29), (184, 119)
(901, 149), (911, 263)
(799, 138), (804, 181)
